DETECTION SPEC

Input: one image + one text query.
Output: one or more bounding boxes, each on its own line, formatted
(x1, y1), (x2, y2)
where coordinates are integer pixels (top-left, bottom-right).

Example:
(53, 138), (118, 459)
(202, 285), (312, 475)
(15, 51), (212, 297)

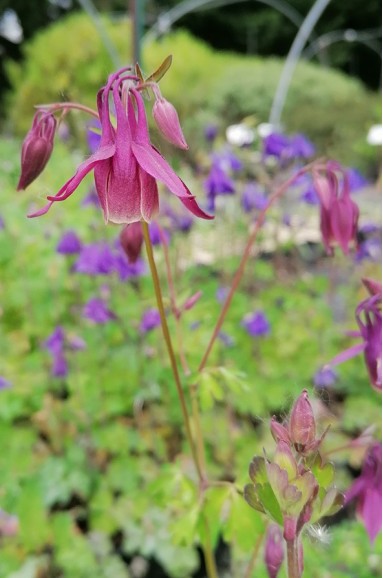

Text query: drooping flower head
(120, 222), (144, 263)
(312, 162), (359, 255)
(17, 110), (57, 191)
(346, 442), (382, 543)
(27, 60), (212, 225)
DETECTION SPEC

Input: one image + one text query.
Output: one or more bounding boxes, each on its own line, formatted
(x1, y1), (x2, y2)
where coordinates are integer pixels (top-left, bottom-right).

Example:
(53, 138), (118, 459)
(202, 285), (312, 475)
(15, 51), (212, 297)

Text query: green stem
(244, 530), (265, 578)
(142, 221), (203, 480)
(286, 538), (301, 578)
(198, 160), (322, 373)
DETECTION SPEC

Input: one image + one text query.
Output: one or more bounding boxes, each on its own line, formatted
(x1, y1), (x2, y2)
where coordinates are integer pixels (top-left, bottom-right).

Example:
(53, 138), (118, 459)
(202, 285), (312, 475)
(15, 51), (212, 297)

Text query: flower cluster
(244, 390), (343, 574)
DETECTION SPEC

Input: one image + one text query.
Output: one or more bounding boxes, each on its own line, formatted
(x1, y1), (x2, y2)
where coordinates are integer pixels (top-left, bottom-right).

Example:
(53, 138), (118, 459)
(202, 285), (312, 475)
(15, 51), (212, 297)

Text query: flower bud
(120, 222), (144, 263)
(264, 525), (284, 578)
(289, 390), (316, 452)
(17, 111), (57, 190)
(270, 416), (290, 444)
(153, 97), (188, 150)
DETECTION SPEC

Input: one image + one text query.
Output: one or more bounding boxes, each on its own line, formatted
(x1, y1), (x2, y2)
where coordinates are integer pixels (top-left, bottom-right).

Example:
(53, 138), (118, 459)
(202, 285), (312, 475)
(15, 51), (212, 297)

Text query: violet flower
(346, 167), (369, 192)
(83, 297), (117, 324)
(140, 308), (161, 333)
(241, 182), (268, 212)
(242, 311), (270, 337)
(204, 124), (218, 142)
(149, 221), (170, 246)
(114, 254), (147, 281)
(74, 242), (116, 276)
(29, 68), (212, 224)
(43, 326), (68, 378)
(290, 134), (316, 158)
(56, 230), (82, 255)
(87, 120), (102, 153)
(204, 164), (235, 212)
(313, 366), (338, 388)
(263, 133), (291, 159)
(51, 352), (69, 378)
(0, 377), (12, 390)
(346, 442), (382, 543)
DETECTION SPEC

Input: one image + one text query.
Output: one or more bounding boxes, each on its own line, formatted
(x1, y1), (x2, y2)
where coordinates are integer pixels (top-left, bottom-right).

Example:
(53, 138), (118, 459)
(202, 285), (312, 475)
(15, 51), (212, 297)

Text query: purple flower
(68, 335), (87, 350)
(140, 308), (161, 333)
(346, 167), (369, 192)
(56, 230), (82, 255)
(241, 183), (268, 212)
(163, 204), (194, 233)
(0, 377), (12, 390)
(204, 124), (218, 142)
(0, 216), (5, 230)
(242, 311), (270, 337)
(204, 164), (235, 212)
(149, 221), (170, 246)
(51, 352), (68, 378)
(81, 189), (101, 208)
(29, 68), (212, 223)
(263, 132), (291, 159)
(355, 238), (382, 263)
(264, 525), (284, 578)
(300, 183), (319, 205)
(290, 134), (315, 158)
(83, 297), (116, 324)
(87, 121), (102, 153)
(346, 443), (382, 543)
(216, 286), (230, 304)
(74, 243), (116, 276)
(43, 326), (65, 355)
(212, 149), (242, 172)
(114, 254), (147, 281)
(218, 332), (234, 347)
(313, 366), (337, 388)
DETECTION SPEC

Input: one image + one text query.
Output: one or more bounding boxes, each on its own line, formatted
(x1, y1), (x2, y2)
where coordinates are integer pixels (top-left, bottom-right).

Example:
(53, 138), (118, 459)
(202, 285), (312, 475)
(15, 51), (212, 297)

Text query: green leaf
(223, 491), (265, 552)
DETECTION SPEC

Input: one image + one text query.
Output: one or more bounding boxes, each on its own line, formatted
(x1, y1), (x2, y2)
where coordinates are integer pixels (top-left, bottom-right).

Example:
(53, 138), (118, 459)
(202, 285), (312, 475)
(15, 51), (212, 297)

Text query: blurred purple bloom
(74, 243), (116, 276)
(43, 326), (65, 355)
(0, 216), (5, 230)
(51, 352), (68, 378)
(346, 442), (382, 543)
(87, 121), (102, 153)
(264, 525), (284, 578)
(149, 221), (170, 246)
(213, 149), (242, 172)
(300, 184), (319, 205)
(140, 308), (161, 333)
(83, 297), (116, 324)
(359, 223), (380, 235)
(242, 311), (270, 337)
(355, 238), (382, 263)
(68, 335), (86, 350)
(216, 286), (229, 304)
(346, 168), (369, 192)
(164, 205), (194, 233)
(290, 134), (315, 158)
(81, 189), (101, 208)
(204, 124), (218, 142)
(56, 230), (82, 255)
(114, 254), (147, 281)
(263, 133), (291, 158)
(204, 164), (235, 212)
(313, 366), (337, 388)
(218, 332), (234, 347)
(241, 183), (268, 212)
(0, 377), (11, 390)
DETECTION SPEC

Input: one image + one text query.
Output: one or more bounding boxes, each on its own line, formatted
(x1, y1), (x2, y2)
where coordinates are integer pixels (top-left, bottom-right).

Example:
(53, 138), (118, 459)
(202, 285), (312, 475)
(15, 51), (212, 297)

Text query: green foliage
(5, 15), (379, 170)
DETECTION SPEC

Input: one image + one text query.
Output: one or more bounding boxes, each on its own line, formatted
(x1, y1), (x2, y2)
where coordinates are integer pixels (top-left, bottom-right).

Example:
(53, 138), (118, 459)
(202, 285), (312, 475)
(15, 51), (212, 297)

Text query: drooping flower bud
(17, 111), (57, 190)
(120, 222), (144, 263)
(264, 525), (284, 578)
(153, 96), (188, 150)
(289, 390), (316, 452)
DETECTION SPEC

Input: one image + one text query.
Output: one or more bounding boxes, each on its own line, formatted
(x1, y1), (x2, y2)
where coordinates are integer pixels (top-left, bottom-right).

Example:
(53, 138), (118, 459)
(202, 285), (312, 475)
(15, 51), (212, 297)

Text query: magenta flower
(313, 164), (359, 255)
(120, 222), (144, 263)
(29, 68), (212, 224)
(264, 525), (284, 578)
(346, 443), (382, 543)
(17, 110), (57, 190)
(329, 285), (382, 391)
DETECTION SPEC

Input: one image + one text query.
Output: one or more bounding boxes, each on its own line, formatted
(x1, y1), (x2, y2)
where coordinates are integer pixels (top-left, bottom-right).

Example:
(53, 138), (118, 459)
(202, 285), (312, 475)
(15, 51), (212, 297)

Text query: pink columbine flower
(313, 163), (359, 255)
(28, 68), (212, 224)
(17, 110), (57, 190)
(346, 442), (382, 543)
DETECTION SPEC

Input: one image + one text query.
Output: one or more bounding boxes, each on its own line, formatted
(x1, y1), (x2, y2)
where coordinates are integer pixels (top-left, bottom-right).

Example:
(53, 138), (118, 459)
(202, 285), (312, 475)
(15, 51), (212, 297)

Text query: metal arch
(144, 0), (309, 41)
(303, 28), (382, 60)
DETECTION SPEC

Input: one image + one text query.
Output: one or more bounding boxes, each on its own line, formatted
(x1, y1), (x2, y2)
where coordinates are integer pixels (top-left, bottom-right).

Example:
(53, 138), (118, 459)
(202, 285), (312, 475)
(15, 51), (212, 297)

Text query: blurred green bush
(5, 12), (379, 169)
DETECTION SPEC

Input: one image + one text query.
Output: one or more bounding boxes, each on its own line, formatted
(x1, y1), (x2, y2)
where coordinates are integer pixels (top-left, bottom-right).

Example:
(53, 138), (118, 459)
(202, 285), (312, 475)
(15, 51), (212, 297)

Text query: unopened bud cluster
(244, 390), (344, 567)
